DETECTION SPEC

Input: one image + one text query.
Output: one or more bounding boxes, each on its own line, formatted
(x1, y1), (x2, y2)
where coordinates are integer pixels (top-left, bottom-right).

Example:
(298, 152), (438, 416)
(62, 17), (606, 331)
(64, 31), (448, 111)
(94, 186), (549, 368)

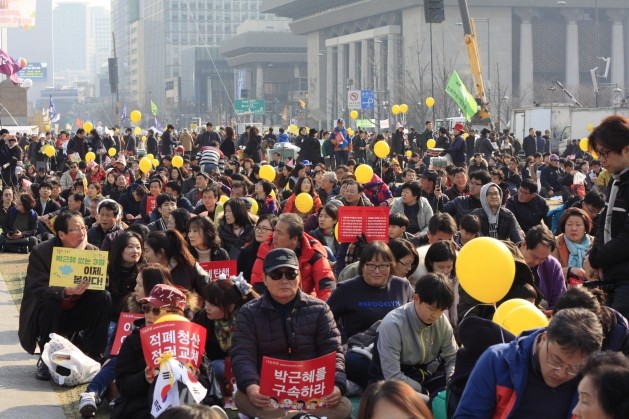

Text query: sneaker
(35, 357), (51, 381)
(78, 392), (98, 417)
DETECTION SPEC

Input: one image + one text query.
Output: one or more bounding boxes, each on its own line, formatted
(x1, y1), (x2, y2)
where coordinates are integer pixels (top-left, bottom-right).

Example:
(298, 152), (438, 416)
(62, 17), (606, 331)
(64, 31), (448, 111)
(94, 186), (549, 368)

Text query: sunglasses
(141, 305), (161, 315)
(266, 269), (298, 280)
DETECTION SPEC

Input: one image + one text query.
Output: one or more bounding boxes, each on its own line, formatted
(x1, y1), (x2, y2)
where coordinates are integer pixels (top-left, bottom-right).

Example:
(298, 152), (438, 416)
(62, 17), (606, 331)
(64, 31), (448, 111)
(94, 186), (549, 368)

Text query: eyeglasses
(142, 305), (161, 316)
(596, 149), (613, 159)
(255, 225), (274, 233)
(545, 341), (583, 377)
(67, 225), (87, 233)
(266, 269), (298, 280)
(398, 260), (412, 268)
(364, 263), (391, 272)
(486, 191), (501, 197)
(468, 181), (483, 187)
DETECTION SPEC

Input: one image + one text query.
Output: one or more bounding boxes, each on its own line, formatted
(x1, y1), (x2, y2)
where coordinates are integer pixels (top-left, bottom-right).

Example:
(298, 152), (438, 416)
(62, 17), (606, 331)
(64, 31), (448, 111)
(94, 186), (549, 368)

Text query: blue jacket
(447, 135), (466, 164)
(454, 328), (577, 419)
(276, 132), (290, 143)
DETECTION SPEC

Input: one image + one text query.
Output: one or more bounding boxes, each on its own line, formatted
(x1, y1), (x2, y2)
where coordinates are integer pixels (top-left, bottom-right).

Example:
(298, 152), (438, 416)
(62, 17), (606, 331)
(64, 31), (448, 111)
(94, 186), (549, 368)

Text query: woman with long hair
(102, 171), (117, 197)
(244, 126), (262, 163)
(84, 181), (102, 211)
(219, 126), (236, 158)
(309, 202), (340, 257)
(187, 216), (229, 262)
(106, 231), (144, 321)
(358, 380), (433, 419)
(282, 176), (322, 218)
(143, 229), (209, 296)
(0, 192), (39, 252)
(236, 214), (278, 281)
(425, 240), (459, 327)
(0, 186), (15, 229)
(193, 276), (259, 389)
(217, 198), (255, 259)
(166, 207), (191, 237)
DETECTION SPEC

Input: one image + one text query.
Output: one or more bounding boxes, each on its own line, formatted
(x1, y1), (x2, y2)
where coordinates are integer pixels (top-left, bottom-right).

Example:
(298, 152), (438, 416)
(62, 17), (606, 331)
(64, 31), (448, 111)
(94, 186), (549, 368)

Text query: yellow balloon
(172, 155), (184, 168)
(347, 128), (354, 137)
(247, 197), (259, 215)
(499, 305), (549, 336)
(108, 148), (117, 157)
(85, 151), (96, 163)
(295, 192), (314, 213)
(141, 135), (147, 142)
(426, 97), (435, 108)
(354, 164), (374, 184)
(586, 123), (594, 132)
(45, 124), (50, 131)
(400, 104), (409, 114)
(134, 126), (142, 135)
(334, 223), (339, 241)
(426, 139), (436, 149)
(579, 138), (589, 152)
(44, 145), (55, 157)
(405, 150), (412, 157)
(83, 121), (94, 132)
(374, 141), (390, 158)
(219, 195), (229, 205)
(391, 105), (400, 115)
(130, 110), (142, 123)
(152, 158), (160, 168)
(154, 314), (188, 324)
(259, 164), (276, 182)
(455, 237), (515, 304)
(350, 110), (359, 119)
(139, 157), (152, 173)
(493, 298), (532, 325)
(590, 150), (599, 159)
(146, 153), (154, 160)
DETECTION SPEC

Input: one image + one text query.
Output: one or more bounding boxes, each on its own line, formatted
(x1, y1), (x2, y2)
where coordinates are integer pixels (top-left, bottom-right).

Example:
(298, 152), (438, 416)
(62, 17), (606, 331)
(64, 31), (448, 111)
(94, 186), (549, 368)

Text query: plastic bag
(41, 333), (101, 386)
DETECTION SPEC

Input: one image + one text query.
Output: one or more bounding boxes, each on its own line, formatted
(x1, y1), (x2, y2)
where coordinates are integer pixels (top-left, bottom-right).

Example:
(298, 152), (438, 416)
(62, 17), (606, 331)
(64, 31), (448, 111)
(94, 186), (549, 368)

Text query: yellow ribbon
(156, 351), (174, 366)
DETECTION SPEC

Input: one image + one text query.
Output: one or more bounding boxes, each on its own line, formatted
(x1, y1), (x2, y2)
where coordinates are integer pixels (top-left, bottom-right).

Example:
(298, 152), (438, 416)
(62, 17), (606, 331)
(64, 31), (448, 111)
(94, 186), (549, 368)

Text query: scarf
(479, 183), (502, 239)
(214, 311), (238, 353)
(564, 234), (590, 268)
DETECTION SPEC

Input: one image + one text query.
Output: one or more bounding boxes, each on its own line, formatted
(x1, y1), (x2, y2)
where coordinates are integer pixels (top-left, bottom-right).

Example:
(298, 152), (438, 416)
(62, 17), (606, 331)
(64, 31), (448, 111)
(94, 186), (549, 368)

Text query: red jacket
(250, 232), (336, 301)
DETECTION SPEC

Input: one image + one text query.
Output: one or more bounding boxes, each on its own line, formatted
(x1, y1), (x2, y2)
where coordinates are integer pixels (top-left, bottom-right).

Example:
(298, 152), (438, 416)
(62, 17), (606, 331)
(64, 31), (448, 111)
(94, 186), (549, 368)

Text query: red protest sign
(111, 312), (144, 356)
(140, 320), (206, 368)
(260, 352), (336, 410)
(199, 260), (237, 281)
(146, 195), (157, 214)
(337, 206), (389, 243)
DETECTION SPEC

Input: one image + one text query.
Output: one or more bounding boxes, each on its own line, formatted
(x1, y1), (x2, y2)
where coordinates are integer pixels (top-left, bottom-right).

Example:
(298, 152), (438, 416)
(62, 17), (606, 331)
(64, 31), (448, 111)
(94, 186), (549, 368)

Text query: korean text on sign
(199, 260), (237, 281)
(260, 352), (336, 410)
(140, 321), (207, 368)
(111, 312), (145, 356)
(49, 247), (109, 290)
(337, 206), (389, 243)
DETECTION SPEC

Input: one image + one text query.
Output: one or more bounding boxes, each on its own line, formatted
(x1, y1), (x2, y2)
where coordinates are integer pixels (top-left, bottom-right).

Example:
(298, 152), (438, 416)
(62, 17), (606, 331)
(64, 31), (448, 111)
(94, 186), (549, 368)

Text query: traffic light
(424, 0), (445, 24)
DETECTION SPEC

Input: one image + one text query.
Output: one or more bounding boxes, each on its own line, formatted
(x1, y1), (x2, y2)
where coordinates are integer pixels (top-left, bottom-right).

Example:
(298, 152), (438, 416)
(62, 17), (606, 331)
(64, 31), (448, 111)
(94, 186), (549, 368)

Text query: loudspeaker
(424, 0), (445, 24)
(108, 58), (118, 94)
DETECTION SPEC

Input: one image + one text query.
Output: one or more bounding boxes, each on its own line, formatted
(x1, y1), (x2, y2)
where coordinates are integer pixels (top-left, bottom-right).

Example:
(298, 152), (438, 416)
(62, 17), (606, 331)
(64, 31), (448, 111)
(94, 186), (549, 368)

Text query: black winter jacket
(230, 290), (347, 394)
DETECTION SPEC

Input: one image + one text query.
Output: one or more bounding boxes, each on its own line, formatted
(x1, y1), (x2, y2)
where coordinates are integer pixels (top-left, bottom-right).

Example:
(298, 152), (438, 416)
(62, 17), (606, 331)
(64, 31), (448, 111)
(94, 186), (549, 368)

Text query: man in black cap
(231, 248), (351, 419)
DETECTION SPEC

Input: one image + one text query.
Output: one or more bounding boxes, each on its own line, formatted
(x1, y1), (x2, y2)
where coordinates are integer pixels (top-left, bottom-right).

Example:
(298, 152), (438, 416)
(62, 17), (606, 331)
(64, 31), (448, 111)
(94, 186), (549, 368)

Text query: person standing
(160, 124), (175, 157)
(445, 123), (467, 167)
(418, 121), (434, 154)
(585, 115), (629, 319)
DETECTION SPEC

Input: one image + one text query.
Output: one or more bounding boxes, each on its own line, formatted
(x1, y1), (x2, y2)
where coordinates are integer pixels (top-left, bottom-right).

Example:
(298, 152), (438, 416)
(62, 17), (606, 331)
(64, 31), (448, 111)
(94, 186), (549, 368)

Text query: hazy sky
(53, 0), (110, 10)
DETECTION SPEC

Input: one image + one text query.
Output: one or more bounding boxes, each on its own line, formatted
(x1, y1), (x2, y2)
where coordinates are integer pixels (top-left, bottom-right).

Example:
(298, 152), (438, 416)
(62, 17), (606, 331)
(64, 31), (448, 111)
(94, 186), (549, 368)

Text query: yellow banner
(49, 247), (109, 290)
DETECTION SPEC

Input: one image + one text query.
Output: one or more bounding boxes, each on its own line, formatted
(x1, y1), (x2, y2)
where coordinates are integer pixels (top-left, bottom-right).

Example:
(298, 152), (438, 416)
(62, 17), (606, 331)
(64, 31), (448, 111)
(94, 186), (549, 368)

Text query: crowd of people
(6, 113), (629, 418)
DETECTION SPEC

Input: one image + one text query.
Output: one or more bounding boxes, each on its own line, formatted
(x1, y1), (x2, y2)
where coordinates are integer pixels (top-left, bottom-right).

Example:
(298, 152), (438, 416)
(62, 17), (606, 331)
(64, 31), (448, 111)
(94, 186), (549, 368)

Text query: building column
(515, 9), (536, 105)
(387, 33), (400, 104)
(360, 39), (370, 89)
(337, 44), (346, 119)
(561, 8), (582, 89)
(608, 10), (627, 91)
(326, 47), (335, 126)
(255, 65), (264, 99)
(374, 38), (384, 94)
(348, 42), (358, 87)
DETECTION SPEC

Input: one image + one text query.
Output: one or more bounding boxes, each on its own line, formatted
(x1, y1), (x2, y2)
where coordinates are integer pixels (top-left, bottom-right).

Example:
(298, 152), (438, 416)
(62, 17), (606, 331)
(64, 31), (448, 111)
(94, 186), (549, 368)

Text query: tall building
(91, 6), (111, 91)
(7, 0), (54, 115)
(53, 2), (90, 82)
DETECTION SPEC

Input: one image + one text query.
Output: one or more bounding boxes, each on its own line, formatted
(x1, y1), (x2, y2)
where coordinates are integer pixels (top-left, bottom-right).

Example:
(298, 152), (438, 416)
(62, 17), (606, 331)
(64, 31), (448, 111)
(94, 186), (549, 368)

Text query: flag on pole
(120, 104), (127, 120)
(155, 117), (163, 132)
(445, 70), (478, 120)
(150, 100), (158, 116)
(281, 105), (288, 122)
(49, 96), (57, 121)
(0, 48), (23, 85)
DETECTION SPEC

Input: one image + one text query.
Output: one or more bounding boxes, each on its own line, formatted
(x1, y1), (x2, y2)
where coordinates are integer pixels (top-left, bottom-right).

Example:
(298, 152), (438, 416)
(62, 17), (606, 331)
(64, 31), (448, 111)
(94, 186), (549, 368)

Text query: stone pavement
(0, 272), (65, 419)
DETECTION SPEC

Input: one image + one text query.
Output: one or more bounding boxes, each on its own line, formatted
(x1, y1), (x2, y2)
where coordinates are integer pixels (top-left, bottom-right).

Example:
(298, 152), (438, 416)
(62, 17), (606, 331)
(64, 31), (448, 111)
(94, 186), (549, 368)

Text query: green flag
(150, 100), (158, 116)
(445, 70), (478, 120)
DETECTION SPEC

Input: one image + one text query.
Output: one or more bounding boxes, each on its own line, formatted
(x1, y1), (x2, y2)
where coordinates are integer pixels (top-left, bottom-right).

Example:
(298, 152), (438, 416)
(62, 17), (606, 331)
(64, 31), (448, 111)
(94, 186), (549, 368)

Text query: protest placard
(260, 352), (336, 410)
(140, 320), (206, 368)
(146, 195), (157, 214)
(49, 247), (109, 290)
(337, 206), (389, 243)
(111, 312), (145, 356)
(198, 260), (237, 281)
